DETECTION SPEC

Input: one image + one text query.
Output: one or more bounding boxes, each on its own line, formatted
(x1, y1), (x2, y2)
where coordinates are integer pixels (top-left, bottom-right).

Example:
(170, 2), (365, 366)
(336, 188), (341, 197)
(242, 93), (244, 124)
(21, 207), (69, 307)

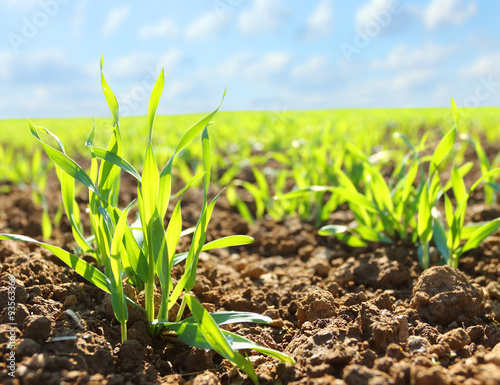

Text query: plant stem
(421, 241), (430, 270)
(145, 261), (155, 335)
(449, 253), (459, 269)
(120, 321), (127, 343)
(176, 295), (187, 322)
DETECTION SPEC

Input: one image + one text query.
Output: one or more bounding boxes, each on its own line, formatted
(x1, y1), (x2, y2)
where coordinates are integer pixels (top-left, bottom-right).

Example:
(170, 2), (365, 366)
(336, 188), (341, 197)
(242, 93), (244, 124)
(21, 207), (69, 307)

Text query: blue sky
(1, 0), (499, 118)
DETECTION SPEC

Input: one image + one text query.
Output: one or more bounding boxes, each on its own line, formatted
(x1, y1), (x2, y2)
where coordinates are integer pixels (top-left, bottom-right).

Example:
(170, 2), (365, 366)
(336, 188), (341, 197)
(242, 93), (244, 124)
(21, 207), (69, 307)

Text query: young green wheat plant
(278, 99), (500, 270)
(278, 141), (424, 246)
(419, 101), (500, 268)
(0, 58), (294, 384)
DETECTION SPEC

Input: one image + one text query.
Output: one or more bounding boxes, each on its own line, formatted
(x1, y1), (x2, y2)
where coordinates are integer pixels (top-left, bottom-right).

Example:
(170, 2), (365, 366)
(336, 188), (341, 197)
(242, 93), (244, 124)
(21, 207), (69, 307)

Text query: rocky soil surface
(0, 170), (499, 385)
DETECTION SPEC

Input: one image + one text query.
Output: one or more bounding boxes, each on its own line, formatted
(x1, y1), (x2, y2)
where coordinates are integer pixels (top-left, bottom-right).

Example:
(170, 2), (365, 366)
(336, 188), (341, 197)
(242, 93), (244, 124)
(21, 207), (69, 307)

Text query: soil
(0, 159), (500, 385)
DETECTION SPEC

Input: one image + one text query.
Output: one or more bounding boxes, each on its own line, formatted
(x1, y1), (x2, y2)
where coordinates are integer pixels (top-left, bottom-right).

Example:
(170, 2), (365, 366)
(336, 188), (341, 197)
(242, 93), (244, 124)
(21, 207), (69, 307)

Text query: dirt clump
(296, 288), (338, 326)
(410, 265), (485, 326)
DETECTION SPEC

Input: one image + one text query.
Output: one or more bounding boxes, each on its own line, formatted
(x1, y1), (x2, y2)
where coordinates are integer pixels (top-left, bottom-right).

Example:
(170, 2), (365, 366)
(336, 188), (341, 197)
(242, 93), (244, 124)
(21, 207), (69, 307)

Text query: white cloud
(392, 68), (437, 91)
(0, 48), (74, 83)
(326, 69), (440, 108)
(411, 0), (477, 30)
(3, 82), (103, 118)
(291, 56), (333, 84)
(246, 52), (292, 79)
(238, 0), (289, 36)
(372, 42), (457, 70)
(139, 18), (178, 40)
(186, 12), (228, 40)
(215, 52), (254, 79)
(456, 56), (500, 108)
(164, 80), (196, 99)
(302, 0), (334, 40)
(460, 53), (500, 78)
(0, 50), (103, 118)
(105, 52), (155, 78)
(85, 50), (186, 97)
(0, 51), (15, 80)
(101, 5), (130, 38)
(356, 0), (403, 31)
(72, 0), (89, 38)
(2, 0), (40, 10)
(218, 52), (293, 82)
(158, 50), (185, 75)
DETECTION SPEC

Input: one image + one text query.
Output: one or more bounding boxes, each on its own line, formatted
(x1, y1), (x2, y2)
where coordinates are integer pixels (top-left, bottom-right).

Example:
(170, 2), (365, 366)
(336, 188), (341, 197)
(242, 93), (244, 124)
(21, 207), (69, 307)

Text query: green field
(0, 107), (498, 190)
(2, 107), (500, 161)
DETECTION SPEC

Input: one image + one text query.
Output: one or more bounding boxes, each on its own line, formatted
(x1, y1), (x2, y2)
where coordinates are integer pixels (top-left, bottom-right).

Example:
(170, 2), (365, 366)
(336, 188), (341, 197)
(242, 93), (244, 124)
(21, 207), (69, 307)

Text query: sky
(1, 0), (499, 118)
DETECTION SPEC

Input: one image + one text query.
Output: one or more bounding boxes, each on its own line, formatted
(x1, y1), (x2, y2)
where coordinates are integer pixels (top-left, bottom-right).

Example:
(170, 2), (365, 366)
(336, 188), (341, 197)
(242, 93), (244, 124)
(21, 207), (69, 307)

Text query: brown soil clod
(410, 265), (485, 326)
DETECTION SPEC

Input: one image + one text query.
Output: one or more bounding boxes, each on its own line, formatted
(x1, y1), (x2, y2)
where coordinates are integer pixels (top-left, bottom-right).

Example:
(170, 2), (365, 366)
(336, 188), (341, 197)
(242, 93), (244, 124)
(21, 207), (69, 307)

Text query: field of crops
(0, 70), (500, 385)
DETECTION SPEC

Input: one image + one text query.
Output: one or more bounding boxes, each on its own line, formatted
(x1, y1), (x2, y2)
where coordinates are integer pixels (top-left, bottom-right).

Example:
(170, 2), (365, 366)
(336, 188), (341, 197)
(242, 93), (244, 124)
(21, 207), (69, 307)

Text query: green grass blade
(169, 311), (272, 326)
(202, 127), (211, 197)
(417, 184), (432, 242)
(430, 127), (456, 176)
(318, 225), (349, 236)
(444, 194), (454, 229)
(184, 294), (258, 385)
(98, 206), (114, 234)
(100, 56), (119, 126)
(29, 121), (103, 201)
(140, 139), (160, 327)
(88, 146), (142, 182)
(486, 182), (500, 193)
(432, 211), (450, 262)
(401, 160), (419, 204)
(221, 330), (296, 365)
(147, 69), (165, 140)
(199, 235), (254, 250)
(57, 168), (94, 255)
(331, 187), (379, 214)
(336, 233), (368, 247)
(469, 136), (495, 205)
(157, 90), (226, 219)
(469, 168), (500, 194)
(442, 161), (474, 193)
(39, 125), (66, 153)
(159, 322), (295, 365)
(451, 164), (466, 205)
(164, 202), (182, 272)
(368, 166), (394, 214)
(172, 235), (254, 266)
(252, 167), (270, 199)
(450, 97), (459, 127)
(141, 142), (159, 222)
(110, 206), (133, 341)
(393, 132), (415, 153)
(451, 202), (466, 251)
(184, 190), (224, 291)
(429, 173), (442, 205)
(460, 222), (489, 240)
(277, 186), (331, 200)
(151, 215), (166, 275)
(98, 126), (123, 206)
(460, 218), (500, 255)
(0, 234), (110, 293)
(166, 171), (206, 265)
(123, 224), (149, 283)
(241, 181), (266, 219)
(352, 226), (393, 244)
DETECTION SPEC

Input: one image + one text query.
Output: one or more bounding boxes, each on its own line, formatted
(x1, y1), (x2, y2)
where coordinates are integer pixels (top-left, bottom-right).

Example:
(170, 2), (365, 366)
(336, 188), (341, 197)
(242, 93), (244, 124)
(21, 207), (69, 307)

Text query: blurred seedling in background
(0, 146), (62, 239)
